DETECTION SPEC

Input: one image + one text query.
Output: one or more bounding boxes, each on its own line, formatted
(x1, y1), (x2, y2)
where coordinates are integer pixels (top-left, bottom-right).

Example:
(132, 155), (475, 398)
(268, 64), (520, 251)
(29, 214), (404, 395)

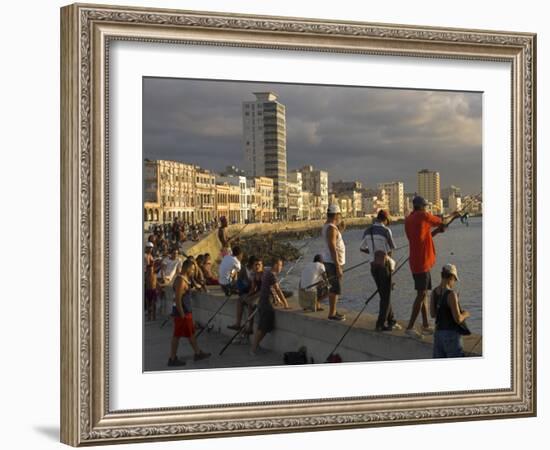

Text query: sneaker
(375, 325), (392, 332)
(167, 357), (186, 367)
(193, 351), (211, 361)
(421, 326), (434, 336)
(227, 324), (241, 331)
(249, 349), (257, 357)
(389, 322), (403, 331)
(405, 328), (423, 339)
(328, 312), (346, 321)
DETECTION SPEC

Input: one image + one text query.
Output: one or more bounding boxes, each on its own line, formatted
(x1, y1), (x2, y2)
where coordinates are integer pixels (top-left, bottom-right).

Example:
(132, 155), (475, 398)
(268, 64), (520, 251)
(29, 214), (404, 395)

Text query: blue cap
(412, 196), (428, 207)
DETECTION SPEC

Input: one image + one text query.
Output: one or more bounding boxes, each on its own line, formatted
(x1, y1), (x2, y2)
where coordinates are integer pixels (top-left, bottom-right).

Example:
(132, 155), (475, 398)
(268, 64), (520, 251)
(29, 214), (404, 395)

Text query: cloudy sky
(143, 77), (482, 194)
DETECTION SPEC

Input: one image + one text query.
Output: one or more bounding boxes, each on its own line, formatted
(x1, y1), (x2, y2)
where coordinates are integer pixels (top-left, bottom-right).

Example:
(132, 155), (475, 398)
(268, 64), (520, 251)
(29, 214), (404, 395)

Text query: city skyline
(143, 77), (482, 195)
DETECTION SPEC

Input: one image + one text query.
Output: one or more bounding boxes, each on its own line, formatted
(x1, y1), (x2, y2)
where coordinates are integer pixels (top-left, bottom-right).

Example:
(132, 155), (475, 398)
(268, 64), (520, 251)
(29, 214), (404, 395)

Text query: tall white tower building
(417, 169), (441, 212)
(243, 92), (288, 220)
(377, 181), (404, 217)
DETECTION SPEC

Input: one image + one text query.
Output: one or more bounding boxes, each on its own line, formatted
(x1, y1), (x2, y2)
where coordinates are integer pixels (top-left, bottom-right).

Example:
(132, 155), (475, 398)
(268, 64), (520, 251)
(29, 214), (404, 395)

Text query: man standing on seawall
(405, 196), (461, 338)
(322, 204), (346, 321)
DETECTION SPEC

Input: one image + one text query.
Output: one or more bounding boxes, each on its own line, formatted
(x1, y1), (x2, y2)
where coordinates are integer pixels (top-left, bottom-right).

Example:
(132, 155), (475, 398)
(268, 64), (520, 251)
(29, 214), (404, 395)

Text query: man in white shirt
(298, 255), (328, 312)
(218, 246), (244, 296)
(360, 210), (401, 331)
(322, 204), (346, 321)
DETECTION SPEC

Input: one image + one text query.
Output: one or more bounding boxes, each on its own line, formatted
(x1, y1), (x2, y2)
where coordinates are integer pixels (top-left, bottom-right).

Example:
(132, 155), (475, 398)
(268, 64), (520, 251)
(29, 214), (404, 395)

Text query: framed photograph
(60, 3), (536, 446)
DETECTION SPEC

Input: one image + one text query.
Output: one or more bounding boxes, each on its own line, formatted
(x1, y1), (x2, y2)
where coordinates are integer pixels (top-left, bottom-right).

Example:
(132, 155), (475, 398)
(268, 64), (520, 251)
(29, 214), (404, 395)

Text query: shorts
(412, 271), (432, 291)
(145, 288), (158, 308)
(173, 313), (195, 338)
(237, 279), (251, 296)
(257, 305), (275, 333)
(324, 263), (342, 295)
(433, 329), (465, 358)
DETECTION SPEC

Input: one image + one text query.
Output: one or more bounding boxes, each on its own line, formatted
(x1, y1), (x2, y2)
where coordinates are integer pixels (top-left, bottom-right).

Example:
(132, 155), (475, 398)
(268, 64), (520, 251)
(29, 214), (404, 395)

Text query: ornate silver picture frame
(60, 3), (536, 446)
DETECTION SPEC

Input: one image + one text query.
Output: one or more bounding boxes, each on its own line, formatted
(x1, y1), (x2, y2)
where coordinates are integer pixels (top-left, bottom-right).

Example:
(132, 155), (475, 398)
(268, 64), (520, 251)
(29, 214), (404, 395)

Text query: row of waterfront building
(143, 158), (481, 225)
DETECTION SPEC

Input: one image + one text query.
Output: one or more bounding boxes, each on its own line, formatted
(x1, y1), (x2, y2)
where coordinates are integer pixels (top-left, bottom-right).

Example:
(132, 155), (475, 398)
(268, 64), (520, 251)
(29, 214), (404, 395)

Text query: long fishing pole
(228, 222), (250, 242)
(325, 255), (409, 361)
(194, 294), (232, 338)
(218, 251), (308, 356)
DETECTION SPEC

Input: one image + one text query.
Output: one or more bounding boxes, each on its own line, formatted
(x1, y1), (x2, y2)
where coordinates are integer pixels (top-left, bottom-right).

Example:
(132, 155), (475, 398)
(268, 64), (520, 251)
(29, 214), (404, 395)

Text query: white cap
(145, 242), (154, 248)
(443, 263), (459, 281)
(327, 204), (341, 214)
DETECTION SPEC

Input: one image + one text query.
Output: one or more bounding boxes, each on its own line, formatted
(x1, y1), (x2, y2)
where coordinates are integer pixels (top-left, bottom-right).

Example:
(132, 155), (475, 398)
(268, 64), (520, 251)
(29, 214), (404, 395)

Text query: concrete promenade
(144, 288), (482, 372)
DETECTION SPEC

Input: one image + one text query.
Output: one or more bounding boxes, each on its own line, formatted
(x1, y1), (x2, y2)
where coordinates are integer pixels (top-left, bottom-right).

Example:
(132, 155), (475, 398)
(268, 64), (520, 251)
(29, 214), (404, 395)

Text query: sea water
(282, 217), (483, 334)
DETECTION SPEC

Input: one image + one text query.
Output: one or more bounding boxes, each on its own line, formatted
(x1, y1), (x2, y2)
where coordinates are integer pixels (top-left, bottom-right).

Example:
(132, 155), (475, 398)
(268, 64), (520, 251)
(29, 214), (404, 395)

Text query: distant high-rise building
(377, 181), (404, 216)
(287, 171), (304, 221)
(242, 92), (288, 219)
(300, 165), (329, 218)
(417, 169), (441, 212)
(441, 185), (462, 209)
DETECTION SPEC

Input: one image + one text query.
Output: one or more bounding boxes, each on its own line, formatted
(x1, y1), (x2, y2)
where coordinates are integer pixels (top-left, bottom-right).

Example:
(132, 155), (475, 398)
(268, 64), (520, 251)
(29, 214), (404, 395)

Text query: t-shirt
(321, 223), (346, 265)
(259, 270), (278, 307)
(404, 210), (443, 274)
(360, 222), (396, 256)
(219, 255), (241, 286)
(299, 262), (326, 291)
(160, 256), (182, 284)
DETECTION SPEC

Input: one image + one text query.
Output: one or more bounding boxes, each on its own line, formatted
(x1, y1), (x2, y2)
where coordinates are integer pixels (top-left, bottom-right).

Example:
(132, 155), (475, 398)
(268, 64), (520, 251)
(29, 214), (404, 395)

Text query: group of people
(307, 195), (471, 358)
(145, 194), (473, 366)
(144, 243), (222, 366)
(147, 217), (219, 255)
(217, 245), (291, 355)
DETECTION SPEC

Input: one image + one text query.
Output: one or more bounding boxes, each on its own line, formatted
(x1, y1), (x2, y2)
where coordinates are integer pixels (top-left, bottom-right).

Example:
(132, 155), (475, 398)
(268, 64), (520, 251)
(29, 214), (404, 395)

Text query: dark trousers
(371, 264), (394, 328)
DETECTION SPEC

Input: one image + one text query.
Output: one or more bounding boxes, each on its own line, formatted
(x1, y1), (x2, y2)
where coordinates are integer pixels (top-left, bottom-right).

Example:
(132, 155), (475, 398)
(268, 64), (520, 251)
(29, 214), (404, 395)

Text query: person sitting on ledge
(202, 253), (219, 285)
(218, 246), (244, 297)
(298, 254), (328, 312)
(228, 257), (264, 334)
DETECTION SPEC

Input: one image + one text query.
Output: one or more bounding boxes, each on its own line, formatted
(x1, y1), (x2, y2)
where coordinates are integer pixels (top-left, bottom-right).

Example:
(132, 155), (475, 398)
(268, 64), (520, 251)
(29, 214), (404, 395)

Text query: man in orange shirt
(404, 196), (460, 338)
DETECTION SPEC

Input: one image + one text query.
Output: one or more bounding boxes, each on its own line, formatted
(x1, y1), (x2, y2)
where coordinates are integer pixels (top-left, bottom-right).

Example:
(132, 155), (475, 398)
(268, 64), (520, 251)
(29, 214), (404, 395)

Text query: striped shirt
(360, 222), (396, 256)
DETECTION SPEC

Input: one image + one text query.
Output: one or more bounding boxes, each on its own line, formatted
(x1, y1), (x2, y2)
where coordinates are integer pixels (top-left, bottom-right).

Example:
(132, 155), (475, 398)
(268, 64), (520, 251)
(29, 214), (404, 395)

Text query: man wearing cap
(321, 204), (346, 321)
(360, 210), (400, 331)
(404, 196), (461, 338)
(430, 263), (470, 358)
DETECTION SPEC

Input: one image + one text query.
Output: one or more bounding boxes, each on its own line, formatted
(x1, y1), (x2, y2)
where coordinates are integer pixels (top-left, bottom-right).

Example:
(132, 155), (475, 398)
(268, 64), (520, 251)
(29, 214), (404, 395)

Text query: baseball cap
(412, 196), (428, 207)
(327, 204), (341, 214)
(442, 263), (460, 281)
(145, 242), (154, 248)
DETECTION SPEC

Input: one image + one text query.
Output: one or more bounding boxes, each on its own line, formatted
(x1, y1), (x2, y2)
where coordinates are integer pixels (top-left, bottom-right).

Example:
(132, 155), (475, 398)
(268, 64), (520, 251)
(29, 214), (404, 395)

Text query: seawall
(192, 290), (482, 365)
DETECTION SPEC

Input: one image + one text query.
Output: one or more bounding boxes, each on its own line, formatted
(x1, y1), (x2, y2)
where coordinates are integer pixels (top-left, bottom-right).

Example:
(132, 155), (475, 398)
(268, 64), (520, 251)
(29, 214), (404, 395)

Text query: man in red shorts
(168, 259), (211, 367)
(405, 196), (460, 338)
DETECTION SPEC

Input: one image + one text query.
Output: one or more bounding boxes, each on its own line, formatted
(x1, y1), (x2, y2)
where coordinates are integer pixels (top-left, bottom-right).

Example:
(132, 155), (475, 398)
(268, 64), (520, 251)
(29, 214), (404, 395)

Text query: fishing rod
(218, 251), (308, 356)
(228, 222), (250, 242)
(302, 259), (372, 290)
(325, 254), (409, 361)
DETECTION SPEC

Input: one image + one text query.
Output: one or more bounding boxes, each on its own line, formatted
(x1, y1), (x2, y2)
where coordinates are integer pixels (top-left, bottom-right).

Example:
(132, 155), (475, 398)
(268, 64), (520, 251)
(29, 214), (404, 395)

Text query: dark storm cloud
(143, 77), (482, 194)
